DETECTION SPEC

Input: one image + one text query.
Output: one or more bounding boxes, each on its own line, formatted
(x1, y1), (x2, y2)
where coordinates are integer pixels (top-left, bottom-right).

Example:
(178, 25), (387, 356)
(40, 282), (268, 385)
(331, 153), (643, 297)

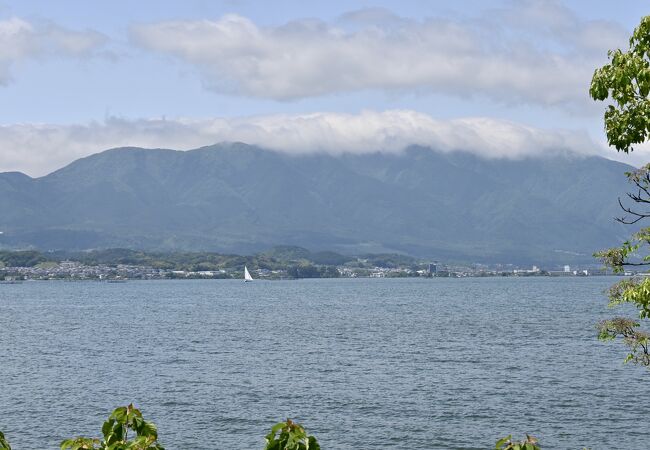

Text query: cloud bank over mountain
(131, 1), (626, 108)
(0, 110), (602, 176)
(0, 2), (641, 176)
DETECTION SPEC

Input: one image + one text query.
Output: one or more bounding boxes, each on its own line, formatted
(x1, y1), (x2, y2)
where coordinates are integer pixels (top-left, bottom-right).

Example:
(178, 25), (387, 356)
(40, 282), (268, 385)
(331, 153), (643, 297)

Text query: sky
(0, 0), (648, 176)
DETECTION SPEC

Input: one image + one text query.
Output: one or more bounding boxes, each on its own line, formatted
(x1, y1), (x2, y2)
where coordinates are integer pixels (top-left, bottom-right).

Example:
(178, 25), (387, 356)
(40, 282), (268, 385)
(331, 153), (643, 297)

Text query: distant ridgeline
(0, 143), (635, 264)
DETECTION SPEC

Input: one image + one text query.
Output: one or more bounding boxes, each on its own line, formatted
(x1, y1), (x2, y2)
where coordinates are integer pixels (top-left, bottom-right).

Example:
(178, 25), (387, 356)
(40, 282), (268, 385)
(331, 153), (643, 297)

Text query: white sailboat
(244, 265), (254, 282)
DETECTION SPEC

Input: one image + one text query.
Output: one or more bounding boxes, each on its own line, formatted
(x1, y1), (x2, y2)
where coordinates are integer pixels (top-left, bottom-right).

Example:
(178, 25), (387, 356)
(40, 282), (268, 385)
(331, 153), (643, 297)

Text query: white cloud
(0, 17), (107, 85)
(0, 110), (607, 177)
(42, 24), (107, 56)
(130, 1), (628, 107)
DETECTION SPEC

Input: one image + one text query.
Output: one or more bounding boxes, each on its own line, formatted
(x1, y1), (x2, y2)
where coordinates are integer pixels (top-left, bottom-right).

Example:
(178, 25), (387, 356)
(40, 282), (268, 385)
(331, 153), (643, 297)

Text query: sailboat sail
(244, 266), (253, 282)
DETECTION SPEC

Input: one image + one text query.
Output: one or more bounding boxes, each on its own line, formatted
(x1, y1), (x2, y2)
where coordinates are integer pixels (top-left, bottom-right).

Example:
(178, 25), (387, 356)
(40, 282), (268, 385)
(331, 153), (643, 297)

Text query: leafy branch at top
(590, 16), (650, 153)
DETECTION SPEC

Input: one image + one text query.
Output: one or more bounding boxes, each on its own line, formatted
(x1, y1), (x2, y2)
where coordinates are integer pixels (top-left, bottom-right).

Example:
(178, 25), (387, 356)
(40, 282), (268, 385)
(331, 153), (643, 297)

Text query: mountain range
(0, 142), (636, 264)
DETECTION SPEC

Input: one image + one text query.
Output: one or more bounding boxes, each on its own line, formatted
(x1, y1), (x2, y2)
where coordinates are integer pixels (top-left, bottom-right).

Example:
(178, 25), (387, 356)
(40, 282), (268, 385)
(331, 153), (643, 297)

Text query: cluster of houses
(0, 260), (167, 281)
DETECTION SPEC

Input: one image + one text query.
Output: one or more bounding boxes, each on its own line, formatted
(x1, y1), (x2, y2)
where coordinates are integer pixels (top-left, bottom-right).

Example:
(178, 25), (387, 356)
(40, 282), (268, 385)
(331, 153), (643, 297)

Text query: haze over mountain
(0, 143), (634, 264)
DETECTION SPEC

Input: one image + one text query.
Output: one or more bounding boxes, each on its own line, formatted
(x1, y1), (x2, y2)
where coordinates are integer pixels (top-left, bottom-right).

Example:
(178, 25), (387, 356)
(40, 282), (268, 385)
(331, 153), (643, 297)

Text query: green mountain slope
(0, 143), (634, 264)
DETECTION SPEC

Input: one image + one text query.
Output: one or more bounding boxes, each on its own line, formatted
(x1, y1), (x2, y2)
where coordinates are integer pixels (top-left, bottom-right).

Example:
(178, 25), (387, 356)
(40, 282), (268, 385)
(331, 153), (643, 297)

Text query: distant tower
(564, 265), (570, 273)
(428, 262), (438, 275)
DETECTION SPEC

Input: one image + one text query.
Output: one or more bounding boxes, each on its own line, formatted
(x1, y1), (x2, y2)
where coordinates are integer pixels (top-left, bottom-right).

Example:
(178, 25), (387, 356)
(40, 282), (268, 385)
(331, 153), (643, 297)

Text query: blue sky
(0, 0), (648, 175)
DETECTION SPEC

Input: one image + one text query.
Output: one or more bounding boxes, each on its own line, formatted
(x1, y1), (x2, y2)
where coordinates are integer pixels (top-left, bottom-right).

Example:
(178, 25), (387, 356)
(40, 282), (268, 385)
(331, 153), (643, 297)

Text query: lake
(0, 277), (647, 449)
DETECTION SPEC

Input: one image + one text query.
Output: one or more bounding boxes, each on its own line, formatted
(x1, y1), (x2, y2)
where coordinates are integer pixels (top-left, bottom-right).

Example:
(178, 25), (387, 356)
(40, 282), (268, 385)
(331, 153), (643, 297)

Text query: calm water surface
(0, 277), (647, 449)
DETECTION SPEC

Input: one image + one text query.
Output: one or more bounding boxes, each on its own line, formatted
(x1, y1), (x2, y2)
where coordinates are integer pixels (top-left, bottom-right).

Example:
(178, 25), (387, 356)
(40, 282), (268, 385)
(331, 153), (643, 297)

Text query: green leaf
(111, 407), (128, 423)
(0, 431), (10, 450)
(495, 435), (511, 449)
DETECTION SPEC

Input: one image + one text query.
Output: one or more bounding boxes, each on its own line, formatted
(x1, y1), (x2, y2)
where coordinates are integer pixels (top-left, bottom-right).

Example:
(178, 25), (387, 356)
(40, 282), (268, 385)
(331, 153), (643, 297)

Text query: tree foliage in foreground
(0, 431), (11, 450)
(264, 419), (320, 450)
(6, 404), (323, 450)
(0, 407), (546, 449)
(59, 407), (324, 450)
(591, 15), (650, 367)
(60, 404), (163, 450)
(495, 434), (540, 450)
